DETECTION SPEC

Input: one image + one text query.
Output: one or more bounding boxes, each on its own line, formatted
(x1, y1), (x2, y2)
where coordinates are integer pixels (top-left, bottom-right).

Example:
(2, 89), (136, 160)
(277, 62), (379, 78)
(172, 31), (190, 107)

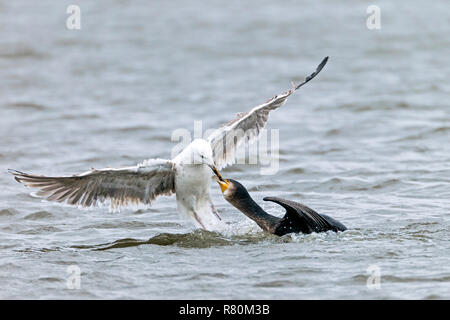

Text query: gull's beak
(210, 167), (229, 193)
(210, 166), (224, 182)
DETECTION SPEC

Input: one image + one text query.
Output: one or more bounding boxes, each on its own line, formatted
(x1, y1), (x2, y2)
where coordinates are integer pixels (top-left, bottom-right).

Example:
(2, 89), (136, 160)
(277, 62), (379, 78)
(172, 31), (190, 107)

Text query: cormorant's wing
(207, 57), (328, 169)
(8, 159), (176, 209)
(263, 196), (338, 234)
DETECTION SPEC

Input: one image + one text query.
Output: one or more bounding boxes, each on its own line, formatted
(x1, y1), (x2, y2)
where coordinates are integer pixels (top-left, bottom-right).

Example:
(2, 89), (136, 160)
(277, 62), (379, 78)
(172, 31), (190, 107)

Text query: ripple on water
(283, 167), (306, 175)
(186, 273), (230, 281)
(82, 221), (179, 230)
(391, 126), (450, 142)
(17, 225), (62, 235)
(5, 102), (48, 110)
(381, 275), (450, 283)
(0, 46), (48, 60)
(254, 280), (302, 288)
(0, 208), (18, 217)
(248, 184), (281, 192)
(336, 101), (415, 112)
(314, 177), (402, 193)
(23, 211), (54, 220)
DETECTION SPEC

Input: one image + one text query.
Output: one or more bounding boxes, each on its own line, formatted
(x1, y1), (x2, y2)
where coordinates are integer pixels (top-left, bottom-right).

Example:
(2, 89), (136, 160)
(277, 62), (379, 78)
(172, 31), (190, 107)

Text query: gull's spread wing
(8, 159), (176, 208)
(208, 57), (328, 169)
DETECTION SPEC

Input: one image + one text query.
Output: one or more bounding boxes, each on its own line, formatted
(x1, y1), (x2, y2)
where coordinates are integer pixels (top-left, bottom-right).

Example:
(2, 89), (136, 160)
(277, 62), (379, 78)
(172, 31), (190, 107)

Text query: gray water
(1, 1), (449, 299)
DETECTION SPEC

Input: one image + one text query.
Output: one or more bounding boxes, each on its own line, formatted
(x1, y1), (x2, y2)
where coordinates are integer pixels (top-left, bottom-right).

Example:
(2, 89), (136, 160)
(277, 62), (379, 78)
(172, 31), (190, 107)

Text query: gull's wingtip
(7, 169), (26, 175)
(294, 56), (330, 90)
(7, 169), (19, 175)
(316, 56), (329, 73)
(7, 169), (25, 183)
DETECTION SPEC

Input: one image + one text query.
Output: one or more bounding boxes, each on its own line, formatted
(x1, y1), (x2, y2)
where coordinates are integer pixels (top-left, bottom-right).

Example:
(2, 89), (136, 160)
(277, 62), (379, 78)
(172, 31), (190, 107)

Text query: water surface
(0, 1), (449, 299)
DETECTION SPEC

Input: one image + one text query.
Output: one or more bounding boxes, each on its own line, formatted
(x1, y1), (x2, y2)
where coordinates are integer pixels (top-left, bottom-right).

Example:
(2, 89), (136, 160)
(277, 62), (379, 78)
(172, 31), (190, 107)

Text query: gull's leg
(188, 197), (206, 230)
(192, 210), (206, 230)
(206, 193), (221, 221)
(211, 202), (221, 220)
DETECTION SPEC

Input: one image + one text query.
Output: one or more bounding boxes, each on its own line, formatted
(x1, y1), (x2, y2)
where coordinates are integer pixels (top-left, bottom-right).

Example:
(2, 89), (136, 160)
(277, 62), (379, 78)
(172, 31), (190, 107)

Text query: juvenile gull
(9, 57), (328, 230)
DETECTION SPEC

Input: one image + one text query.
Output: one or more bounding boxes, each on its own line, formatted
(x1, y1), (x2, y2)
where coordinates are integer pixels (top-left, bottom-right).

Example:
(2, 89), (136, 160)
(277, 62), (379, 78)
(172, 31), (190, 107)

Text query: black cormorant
(213, 172), (346, 236)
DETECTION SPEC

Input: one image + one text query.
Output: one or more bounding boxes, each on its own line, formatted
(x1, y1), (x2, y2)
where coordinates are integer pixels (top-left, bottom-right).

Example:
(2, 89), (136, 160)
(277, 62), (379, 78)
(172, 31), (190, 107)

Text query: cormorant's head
(212, 170), (249, 202)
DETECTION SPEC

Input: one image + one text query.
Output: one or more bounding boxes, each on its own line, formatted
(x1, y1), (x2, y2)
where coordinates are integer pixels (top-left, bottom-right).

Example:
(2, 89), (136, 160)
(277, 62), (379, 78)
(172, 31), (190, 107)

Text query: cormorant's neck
(229, 193), (280, 233)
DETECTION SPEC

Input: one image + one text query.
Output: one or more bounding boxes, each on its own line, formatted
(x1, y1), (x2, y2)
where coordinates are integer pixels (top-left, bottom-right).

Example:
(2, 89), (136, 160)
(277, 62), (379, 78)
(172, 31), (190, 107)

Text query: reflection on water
(78, 231), (236, 250)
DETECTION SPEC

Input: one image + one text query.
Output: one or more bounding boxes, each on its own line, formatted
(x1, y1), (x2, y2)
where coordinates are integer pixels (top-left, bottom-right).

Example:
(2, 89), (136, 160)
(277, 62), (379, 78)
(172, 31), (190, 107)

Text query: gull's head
(190, 139), (215, 168)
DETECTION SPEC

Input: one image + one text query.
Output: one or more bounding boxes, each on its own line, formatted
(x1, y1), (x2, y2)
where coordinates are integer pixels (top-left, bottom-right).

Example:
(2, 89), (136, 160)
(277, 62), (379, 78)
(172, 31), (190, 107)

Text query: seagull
(8, 57), (328, 230)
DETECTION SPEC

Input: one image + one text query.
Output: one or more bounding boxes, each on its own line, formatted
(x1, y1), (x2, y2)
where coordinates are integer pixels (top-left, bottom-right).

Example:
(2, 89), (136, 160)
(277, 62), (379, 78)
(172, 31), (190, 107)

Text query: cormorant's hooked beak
(210, 167), (229, 193)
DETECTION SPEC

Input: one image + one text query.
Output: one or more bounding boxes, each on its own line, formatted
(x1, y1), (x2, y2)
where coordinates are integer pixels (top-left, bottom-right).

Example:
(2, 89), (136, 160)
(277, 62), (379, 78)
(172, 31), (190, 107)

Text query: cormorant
(213, 172), (346, 236)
